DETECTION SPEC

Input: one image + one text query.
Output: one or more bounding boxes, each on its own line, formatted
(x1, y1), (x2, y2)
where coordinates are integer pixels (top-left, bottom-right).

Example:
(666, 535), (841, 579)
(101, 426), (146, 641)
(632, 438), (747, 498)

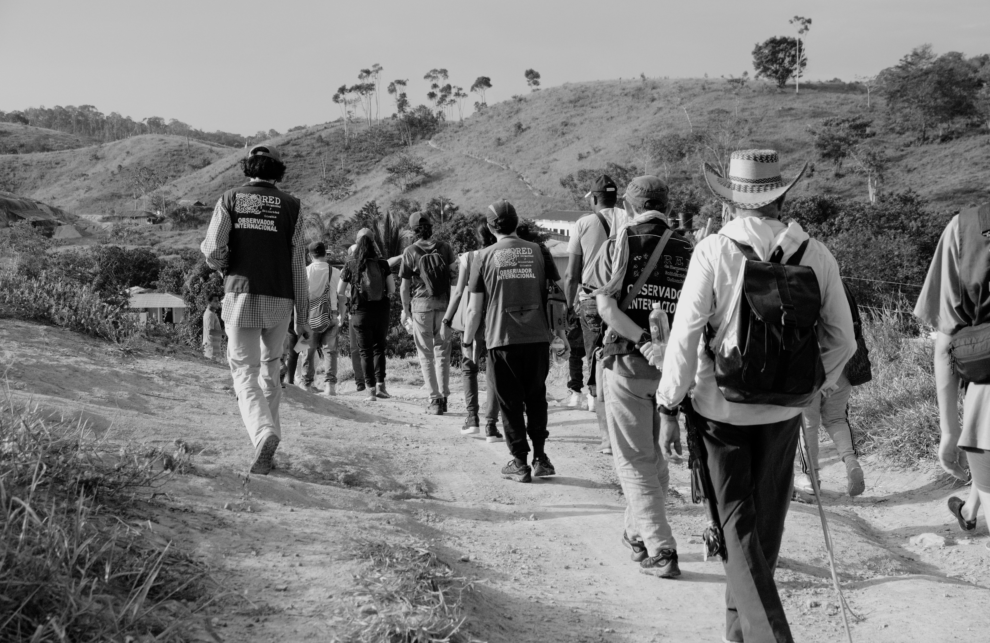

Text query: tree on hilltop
(424, 69), (451, 116)
(524, 69), (541, 91)
(452, 86), (468, 121)
(470, 76), (492, 107)
(358, 63), (383, 122)
(752, 36), (806, 88)
(789, 16), (812, 93)
(387, 79), (409, 115)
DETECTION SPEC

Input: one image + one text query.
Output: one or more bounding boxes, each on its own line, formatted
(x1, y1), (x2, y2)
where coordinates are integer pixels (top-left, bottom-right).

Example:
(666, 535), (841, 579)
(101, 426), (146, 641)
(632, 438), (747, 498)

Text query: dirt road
(3, 320), (989, 642)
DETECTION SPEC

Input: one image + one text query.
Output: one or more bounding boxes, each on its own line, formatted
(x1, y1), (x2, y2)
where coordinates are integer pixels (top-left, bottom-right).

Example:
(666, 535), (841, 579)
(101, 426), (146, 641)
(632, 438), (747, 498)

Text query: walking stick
(799, 421), (855, 643)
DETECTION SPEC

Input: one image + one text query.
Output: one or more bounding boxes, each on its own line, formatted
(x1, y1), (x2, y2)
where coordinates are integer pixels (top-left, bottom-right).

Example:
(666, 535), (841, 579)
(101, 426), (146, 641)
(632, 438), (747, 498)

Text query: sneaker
(622, 531), (648, 562)
(366, 390), (378, 402)
(587, 393), (597, 413)
(440, 397), (448, 413)
(375, 383), (391, 399)
(461, 415), (480, 435)
(532, 454), (556, 477)
(428, 399), (443, 415)
(640, 549), (680, 578)
(566, 390), (582, 408)
(501, 459), (532, 483)
(323, 383), (336, 396)
(355, 383), (366, 392)
(249, 434), (280, 475)
(845, 458), (865, 497)
(601, 447), (613, 456)
(297, 381), (311, 392)
(485, 425), (504, 443)
(794, 472), (815, 495)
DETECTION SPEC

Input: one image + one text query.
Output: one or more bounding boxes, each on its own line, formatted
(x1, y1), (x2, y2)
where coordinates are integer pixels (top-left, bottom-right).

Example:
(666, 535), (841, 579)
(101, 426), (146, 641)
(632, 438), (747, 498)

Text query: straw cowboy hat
(703, 149), (808, 210)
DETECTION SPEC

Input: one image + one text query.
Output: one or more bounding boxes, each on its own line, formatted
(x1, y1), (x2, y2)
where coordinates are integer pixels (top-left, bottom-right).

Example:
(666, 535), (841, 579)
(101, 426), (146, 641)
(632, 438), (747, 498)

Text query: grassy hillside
(0, 122), (95, 154)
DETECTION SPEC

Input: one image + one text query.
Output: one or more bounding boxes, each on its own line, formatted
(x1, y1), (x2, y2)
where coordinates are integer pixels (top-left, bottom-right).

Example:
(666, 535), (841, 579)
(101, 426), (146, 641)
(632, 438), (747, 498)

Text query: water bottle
(403, 317), (414, 335)
(649, 303), (670, 368)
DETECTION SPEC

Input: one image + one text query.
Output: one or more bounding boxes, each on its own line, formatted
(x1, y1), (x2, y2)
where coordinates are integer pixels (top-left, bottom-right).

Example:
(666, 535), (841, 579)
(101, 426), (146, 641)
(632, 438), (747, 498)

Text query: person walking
(341, 244), (366, 392)
(301, 241), (341, 395)
(564, 174), (628, 454)
(400, 212), (457, 414)
(441, 223), (504, 441)
(914, 202), (990, 535)
(464, 200), (568, 483)
(201, 144), (310, 475)
(202, 295), (223, 362)
(657, 150), (855, 643)
(592, 175), (692, 579)
(339, 229), (395, 401)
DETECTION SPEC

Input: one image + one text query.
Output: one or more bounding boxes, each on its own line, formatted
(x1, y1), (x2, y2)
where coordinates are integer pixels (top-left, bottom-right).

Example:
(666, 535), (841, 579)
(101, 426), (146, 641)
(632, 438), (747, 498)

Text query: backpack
(415, 245), (450, 298)
(842, 281), (873, 386)
(359, 260), (385, 302)
(706, 238), (825, 407)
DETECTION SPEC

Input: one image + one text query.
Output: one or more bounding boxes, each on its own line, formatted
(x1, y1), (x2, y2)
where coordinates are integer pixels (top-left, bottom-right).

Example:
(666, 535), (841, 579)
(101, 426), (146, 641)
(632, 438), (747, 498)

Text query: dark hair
(515, 221), (538, 242)
(208, 294), (220, 303)
(476, 222), (497, 248)
(594, 192), (617, 208)
(241, 156), (286, 182)
(489, 217), (517, 235)
(413, 221), (433, 240)
(353, 234), (378, 278)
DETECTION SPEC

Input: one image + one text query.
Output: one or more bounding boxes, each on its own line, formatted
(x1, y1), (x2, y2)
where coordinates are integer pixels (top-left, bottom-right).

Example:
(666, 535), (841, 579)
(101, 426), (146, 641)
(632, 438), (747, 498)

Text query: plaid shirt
(200, 187), (308, 329)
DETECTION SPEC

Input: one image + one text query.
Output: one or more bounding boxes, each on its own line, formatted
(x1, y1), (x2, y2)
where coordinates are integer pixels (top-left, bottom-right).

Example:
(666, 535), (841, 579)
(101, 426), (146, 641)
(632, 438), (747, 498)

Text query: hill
(0, 122), (96, 154)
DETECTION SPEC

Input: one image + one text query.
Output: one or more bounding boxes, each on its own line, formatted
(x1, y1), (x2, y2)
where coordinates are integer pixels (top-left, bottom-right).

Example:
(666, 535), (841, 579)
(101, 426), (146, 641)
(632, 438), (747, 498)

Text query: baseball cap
(584, 174), (617, 199)
(307, 241), (326, 256)
(356, 227), (374, 241)
(623, 175), (669, 209)
(487, 199), (518, 228)
(409, 212), (432, 229)
(247, 144), (281, 162)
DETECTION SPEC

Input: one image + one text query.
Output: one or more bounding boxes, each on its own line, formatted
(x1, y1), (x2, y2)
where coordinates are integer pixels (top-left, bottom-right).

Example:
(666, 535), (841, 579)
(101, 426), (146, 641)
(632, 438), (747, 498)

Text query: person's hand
(401, 310), (410, 326)
(638, 341), (655, 364)
(938, 433), (969, 481)
(295, 320), (312, 342)
(440, 322), (452, 342)
(660, 414), (682, 458)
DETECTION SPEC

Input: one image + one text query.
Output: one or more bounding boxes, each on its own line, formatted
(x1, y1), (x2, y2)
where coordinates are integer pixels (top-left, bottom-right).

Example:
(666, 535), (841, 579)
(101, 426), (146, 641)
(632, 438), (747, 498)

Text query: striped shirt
(200, 190), (309, 329)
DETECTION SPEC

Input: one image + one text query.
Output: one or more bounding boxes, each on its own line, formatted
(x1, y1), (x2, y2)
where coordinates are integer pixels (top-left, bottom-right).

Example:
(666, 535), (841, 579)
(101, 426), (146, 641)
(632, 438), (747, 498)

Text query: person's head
(240, 144), (286, 183)
(354, 233), (378, 270)
(486, 199), (519, 237)
(207, 294), (220, 310)
(475, 222), (497, 248)
(408, 212), (433, 240)
(307, 240), (327, 262)
(622, 176), (670, 217)
(585, 174), (618, 209)
(703, 149), (806, 220)
(515, 221), (538, 243)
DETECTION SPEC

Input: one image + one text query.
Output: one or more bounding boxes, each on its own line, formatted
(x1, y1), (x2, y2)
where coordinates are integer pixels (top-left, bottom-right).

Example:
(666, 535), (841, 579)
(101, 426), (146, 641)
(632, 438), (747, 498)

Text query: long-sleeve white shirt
(656, 216), (856, 425)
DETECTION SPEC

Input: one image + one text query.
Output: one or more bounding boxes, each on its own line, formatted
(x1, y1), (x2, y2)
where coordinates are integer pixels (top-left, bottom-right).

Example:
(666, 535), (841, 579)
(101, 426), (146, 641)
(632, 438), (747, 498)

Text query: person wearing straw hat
(656, 150), (855, 643)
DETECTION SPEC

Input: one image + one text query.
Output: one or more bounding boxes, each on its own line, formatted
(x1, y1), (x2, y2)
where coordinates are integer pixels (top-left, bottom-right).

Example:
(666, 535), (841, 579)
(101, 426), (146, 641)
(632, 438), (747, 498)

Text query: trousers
(489, 342), (550, 460)
(302, 323), (339, 386)
(227, 316), (291, 450)
(352, 308), (388, 387)
(578, 298), (611, 450)
(462, 336), (499, 423)
(412, 308), (451, 401)
(700, 412), (800, 643)
(566, 310), (586, 392)
(348, 321), (365, 385)
(800, 374), (855, 472)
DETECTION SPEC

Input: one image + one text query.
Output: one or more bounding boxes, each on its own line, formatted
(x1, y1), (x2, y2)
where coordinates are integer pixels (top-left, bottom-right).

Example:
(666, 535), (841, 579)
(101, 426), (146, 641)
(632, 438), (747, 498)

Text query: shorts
(966, 449), (990, 493)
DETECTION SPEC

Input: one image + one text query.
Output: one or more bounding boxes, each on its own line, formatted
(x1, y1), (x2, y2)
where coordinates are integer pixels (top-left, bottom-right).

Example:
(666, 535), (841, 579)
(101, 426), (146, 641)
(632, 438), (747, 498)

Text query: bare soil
(3, 319), (988, 643)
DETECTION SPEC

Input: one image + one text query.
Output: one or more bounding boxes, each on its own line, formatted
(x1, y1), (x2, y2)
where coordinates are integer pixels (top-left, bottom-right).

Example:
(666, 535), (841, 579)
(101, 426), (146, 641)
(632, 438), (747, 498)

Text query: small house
(128, 288), (186, 324)
(533, 210), (587, 238)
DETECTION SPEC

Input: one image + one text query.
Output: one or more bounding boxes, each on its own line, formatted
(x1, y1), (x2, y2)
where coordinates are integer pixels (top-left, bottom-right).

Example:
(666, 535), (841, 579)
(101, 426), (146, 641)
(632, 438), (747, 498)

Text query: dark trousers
(351, 309), (387, 388)
(461, 336), (500, 423)
(281, 328), (299, 384)
(348, 320), (365, 385)
(578, 299), (603, 393)
(701, 413), (800, 643)
(489, 342), (550, 460)
(566, 310), (586, 392)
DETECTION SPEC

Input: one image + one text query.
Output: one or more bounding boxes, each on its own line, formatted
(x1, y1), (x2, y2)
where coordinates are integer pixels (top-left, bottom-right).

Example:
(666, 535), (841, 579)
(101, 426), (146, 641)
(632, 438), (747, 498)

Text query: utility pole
(790, 16), (812, 94)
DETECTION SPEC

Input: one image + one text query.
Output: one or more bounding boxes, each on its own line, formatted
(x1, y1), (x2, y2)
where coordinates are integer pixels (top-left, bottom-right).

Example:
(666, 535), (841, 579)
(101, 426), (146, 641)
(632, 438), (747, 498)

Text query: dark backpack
(359, 260), (385, 302)
(416, 246), (450, 298)
(706, 238), (825, 407)
(842, 281), (873, 386)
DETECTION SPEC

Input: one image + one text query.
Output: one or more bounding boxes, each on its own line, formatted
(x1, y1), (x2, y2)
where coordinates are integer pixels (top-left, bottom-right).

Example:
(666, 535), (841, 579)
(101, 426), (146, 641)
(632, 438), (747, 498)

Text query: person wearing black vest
(201, 144), (310, 476)
(593, 176), (692, 579)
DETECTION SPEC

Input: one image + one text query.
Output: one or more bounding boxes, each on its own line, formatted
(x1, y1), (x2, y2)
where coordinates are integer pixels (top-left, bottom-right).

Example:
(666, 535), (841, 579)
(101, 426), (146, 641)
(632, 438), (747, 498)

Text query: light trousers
(226, 316), (290, 449)
(412, 308), (451, 401)
(799, 374), (855, 472)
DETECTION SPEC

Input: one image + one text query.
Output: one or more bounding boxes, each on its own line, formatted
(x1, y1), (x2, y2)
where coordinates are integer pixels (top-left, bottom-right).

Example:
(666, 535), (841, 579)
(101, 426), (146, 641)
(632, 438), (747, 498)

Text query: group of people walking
(201, 143), (988, 643)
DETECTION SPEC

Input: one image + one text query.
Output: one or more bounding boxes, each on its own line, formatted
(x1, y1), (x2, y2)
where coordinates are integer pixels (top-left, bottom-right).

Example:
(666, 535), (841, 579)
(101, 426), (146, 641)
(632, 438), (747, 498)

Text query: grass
(0, 393), (208, 642)
(335, 541), (477, 643)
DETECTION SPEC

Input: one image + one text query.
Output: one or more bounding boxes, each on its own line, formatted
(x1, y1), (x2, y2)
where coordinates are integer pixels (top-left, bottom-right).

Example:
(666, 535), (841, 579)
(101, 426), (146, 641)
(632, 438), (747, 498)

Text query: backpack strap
(726, 238), (761, 262)
(619, 229), (673, 312)
(594, 211), (611, 238)
(785, 240), (811, 266)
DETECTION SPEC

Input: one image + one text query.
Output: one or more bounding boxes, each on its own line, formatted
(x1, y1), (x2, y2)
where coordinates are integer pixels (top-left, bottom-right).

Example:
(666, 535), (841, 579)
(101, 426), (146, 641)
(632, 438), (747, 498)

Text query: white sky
(1, 0), (988, 135)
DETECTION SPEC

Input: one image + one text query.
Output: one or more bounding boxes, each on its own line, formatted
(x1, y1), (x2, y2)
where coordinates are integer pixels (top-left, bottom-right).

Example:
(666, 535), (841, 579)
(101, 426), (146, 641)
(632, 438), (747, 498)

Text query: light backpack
(706, 237), (825, 407)
(416, 245), (450, 298)
(360, 260), (385, 302)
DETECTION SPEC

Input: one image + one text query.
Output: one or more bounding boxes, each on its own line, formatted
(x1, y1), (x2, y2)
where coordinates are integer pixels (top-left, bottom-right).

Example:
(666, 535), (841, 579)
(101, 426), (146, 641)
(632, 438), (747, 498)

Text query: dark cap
(409, 211), (432, 229)
(307, 241), (326, 256)
(248, 144), (281, 162)
(487, 199), (518, 229)
(584, 174), (617, 198)
(623, 175), (669, 209)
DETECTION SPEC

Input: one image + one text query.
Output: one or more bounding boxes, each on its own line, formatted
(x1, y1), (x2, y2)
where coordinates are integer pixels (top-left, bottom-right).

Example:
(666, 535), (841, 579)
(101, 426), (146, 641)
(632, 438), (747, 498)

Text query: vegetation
(752, 36), (807, 88)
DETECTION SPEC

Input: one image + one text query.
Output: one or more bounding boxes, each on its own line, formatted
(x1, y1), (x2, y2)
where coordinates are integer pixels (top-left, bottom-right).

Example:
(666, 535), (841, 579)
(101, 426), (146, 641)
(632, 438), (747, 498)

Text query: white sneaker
(587, 393), (597, 413)
(794, 473), (815, 495)
(323, 383), (336, 396)
(566, 391), (582, 408)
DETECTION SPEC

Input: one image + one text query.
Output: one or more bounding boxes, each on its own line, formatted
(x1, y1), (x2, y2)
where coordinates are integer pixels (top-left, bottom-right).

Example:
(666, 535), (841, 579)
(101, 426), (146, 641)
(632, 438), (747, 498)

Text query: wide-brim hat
(703, 150), (807, 210)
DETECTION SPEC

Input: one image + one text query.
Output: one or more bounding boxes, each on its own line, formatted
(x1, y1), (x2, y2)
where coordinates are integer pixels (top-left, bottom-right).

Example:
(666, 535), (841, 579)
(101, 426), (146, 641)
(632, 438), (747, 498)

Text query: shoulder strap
(785, 240), (811, 266)
(619, 229), (673, 312)
(594, 211), (611, 238)
(725, 237), (760, 262)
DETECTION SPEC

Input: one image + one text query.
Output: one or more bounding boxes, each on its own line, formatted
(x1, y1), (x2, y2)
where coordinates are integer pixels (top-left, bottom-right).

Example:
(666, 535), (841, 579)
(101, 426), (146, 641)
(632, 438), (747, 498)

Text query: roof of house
(52, 224), (82, 240)
(0, 191), (67, 224)
(534, 210), (588, 223)
(128, 292), (186, 309)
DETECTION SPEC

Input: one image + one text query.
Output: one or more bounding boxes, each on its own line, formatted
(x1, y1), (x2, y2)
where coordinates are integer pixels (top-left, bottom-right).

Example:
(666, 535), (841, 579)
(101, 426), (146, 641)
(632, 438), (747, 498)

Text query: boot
(375, 382), (391, 399)
(845, 457), (865, 497)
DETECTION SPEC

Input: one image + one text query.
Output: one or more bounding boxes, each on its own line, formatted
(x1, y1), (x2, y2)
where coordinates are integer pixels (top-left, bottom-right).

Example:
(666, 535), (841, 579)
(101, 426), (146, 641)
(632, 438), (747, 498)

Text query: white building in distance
(532, 210), (587, 238)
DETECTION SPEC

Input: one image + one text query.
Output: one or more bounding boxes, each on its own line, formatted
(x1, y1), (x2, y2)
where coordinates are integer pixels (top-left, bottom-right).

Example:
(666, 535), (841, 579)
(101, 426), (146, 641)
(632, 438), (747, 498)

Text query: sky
(1, 0), (988, 135)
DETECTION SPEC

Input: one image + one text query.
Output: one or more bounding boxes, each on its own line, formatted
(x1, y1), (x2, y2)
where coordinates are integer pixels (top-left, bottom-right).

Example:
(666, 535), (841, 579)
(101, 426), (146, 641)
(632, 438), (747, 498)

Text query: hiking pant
(303, 323), (339, 386)
(203, 338), (222, 362)
(281, 327), (299, 384)
(461, 336), (499, 423)
(412, 308), (451, 401)
(603, 368), (676, 555)
(348, 321), (365, 386)
(700, 412), (800, 643)
(566, 310), (585, 392)
(352, 309), (388, 388)
(800, 374), (855, 472)
(227, 316), (290, 450)
(490, 342), (550, 460)
(578, 299), (611, 451)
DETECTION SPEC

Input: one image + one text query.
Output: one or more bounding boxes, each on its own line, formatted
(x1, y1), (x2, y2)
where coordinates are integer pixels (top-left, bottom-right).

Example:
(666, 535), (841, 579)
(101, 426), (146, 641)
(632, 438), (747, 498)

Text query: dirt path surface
(4, 319), (989, 642)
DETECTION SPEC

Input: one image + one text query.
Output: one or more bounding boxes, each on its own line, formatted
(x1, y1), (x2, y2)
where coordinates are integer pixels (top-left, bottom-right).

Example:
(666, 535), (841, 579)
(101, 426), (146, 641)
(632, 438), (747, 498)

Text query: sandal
(948, 497), (977, 531)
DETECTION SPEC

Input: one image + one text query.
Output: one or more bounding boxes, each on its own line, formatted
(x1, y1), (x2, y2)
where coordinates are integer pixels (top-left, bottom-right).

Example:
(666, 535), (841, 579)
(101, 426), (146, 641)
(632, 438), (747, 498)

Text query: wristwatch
(634, 331), (651, 349)
(442, 318), (453, 327)
(657, 404), (679, 417)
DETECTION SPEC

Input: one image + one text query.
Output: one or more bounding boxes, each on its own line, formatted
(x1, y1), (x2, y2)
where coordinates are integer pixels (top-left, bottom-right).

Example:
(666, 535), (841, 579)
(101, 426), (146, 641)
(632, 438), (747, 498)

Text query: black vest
(603, 219), (693, 357)
(222, 181), (300, 299)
